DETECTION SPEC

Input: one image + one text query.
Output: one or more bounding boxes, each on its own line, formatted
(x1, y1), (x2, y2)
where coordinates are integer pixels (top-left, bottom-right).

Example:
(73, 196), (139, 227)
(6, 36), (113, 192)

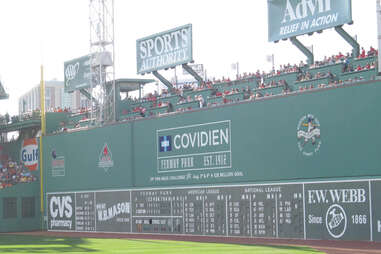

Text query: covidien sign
(157, 121), (232, 173)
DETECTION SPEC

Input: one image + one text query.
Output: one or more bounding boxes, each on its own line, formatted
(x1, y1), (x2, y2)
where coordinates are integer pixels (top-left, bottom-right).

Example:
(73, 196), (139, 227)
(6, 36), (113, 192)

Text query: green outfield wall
(41, 80), (381, 241)
(0, 139), (40, 232)
(44, 81), (381, 192)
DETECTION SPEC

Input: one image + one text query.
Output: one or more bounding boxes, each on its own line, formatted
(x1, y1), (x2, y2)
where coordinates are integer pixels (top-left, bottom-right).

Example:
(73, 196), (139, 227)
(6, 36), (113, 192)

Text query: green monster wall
(43, 81), (381, 193)
(43, 81), (381, 241)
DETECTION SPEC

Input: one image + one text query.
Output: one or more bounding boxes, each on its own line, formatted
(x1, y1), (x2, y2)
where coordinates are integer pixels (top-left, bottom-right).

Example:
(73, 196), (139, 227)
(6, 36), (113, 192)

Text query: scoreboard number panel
(47, 179), (375, 241)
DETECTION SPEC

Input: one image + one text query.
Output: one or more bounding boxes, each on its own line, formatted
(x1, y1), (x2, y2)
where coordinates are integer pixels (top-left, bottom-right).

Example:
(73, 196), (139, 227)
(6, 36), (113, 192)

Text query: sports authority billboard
(267, 0), (353, 42)
(64, 55), (91, 93)
(136, 24), (193, 74)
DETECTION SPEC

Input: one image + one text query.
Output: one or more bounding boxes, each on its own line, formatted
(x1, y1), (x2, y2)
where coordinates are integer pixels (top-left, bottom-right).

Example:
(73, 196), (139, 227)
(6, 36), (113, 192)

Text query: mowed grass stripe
(0, 235), (324, 254)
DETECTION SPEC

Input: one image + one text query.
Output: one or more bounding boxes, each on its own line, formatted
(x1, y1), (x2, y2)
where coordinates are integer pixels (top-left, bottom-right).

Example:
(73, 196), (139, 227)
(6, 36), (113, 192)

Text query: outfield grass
(0, 235), (324, 254)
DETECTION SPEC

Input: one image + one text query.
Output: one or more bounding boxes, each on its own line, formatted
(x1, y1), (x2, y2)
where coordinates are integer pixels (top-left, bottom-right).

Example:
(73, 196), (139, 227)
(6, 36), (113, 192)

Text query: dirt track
(7, 231), (381, 254)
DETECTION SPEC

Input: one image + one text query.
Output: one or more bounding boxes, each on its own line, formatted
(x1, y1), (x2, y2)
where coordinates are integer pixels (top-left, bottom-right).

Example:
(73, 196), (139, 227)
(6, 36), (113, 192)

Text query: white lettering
(310, 188), (366, 204)
(212, 129), (219, 146)
(49, 196), (72, 219)
(181, 134), (189, 148)
(163, 34), (173, 53)
(282, 0), (332, 23)
(146, 39), (154, 57)
(220, 128), (229, 145)
(50, 197), (58, 218)
(181, 28), (189, 47)
(97, 202), (130, 222)
(174, 135), (181, 149)
(171, 30), (181, 50)
(140, 41), (147, 59)
(154, 37), (164, 55)
(189, 133), (197, 148)
(282, 0), (297, 23)
(200, 131), (208, 147)
(172, 129), (230, 150)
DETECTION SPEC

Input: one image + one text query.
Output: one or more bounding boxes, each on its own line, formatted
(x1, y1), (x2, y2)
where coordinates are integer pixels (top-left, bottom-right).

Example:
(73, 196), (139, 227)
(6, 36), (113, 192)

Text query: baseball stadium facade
(1, 0), (381, 243)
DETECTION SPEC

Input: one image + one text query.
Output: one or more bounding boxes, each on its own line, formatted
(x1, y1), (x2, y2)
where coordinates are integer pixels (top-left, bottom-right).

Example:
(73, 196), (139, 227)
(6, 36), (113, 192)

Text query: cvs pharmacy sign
(48, 194), (74, 230)
(50, 195), (73, 219)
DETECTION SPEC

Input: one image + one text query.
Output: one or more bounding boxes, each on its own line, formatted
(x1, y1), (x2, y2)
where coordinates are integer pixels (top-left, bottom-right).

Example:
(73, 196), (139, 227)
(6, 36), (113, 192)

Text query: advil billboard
(268, 0), (352, 42)
(21, 138), (39, 171)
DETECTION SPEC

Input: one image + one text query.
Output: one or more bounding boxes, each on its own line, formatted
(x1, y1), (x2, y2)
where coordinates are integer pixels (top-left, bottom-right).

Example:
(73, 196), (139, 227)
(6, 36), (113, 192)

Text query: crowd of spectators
(117, 46), (377, 120)
(296, 71), (335, 82)
(9, 46), (372, 129)
(0, 160), (37, 190)
(343, 61), (376, 73)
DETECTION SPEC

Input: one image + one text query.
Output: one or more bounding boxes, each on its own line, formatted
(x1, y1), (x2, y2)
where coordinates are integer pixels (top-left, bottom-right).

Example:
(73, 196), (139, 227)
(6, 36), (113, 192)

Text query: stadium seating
(2, 50), (377, 134)
(110, 53), (379, 125)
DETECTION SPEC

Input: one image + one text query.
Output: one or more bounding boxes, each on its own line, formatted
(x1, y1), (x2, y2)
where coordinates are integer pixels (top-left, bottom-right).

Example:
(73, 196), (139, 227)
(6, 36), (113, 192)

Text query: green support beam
(0, 81), (9, 99)
(80, 88), (99, 106)
(152, 71), (174, 92)
(334, 25), (360, 58)
(182, 63), (204, 86)
(290, 37), (314, 65)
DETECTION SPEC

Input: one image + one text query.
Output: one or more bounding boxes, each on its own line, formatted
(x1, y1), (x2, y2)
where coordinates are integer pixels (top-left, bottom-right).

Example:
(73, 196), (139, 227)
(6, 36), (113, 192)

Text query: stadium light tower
(89, 0), (115, 124)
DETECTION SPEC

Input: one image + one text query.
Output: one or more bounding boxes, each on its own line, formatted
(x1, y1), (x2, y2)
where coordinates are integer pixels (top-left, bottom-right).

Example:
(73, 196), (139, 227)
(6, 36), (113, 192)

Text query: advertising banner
(47, 193), (75, 231)
(64, 55), (91, 93)
(21, 138), (39, 171)
(304, 181), (370, 240)
(95, 191), (131, 232)
(371, 180), (381, 241)
(268, 0), (352, 42)
(136, 24), (193, 74)
(156, 120), (231, 173)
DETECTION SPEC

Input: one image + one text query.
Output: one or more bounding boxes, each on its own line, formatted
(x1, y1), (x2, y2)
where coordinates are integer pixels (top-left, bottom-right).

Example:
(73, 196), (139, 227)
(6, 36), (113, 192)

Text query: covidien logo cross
(159, 136), (172, 152)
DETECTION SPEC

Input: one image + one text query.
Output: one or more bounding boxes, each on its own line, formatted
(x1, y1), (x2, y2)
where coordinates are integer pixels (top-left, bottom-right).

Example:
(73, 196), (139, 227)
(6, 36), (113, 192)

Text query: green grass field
(0, 235), (324, 254)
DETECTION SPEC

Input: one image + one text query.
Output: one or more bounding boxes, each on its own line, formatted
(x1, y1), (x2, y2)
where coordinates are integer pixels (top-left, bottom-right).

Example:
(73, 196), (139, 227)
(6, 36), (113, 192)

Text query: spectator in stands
(343, 57), (350, 72)
(197, 95), (204, 108)
(368, 46), (378, 56)
(140, 107), (146, 117)
(167, 102), (174, 113)
(360, 47), (366, 58)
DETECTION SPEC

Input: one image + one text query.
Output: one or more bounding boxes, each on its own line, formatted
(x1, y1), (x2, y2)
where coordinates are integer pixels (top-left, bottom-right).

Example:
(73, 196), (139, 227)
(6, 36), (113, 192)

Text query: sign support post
(334, 25), (360, 58)
(290, 37), (314, 65)
(152, 71), (174, 92)
(182, 63), (204, 86)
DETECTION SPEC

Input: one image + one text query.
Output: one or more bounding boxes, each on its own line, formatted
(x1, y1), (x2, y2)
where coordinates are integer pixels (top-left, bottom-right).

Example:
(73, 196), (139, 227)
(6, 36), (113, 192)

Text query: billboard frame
(267, 0), (353, 42)
(136, 24), (193, 75)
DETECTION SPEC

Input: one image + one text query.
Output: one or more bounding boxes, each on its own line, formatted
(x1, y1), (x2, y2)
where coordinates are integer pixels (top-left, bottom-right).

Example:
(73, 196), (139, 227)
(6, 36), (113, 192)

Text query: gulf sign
(136, 24), (193, 74)
(21, 138), (39, 171)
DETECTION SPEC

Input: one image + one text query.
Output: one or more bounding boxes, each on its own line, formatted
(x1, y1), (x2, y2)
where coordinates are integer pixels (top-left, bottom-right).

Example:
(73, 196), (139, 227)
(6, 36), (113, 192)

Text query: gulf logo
(21, 138), (39, 171)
